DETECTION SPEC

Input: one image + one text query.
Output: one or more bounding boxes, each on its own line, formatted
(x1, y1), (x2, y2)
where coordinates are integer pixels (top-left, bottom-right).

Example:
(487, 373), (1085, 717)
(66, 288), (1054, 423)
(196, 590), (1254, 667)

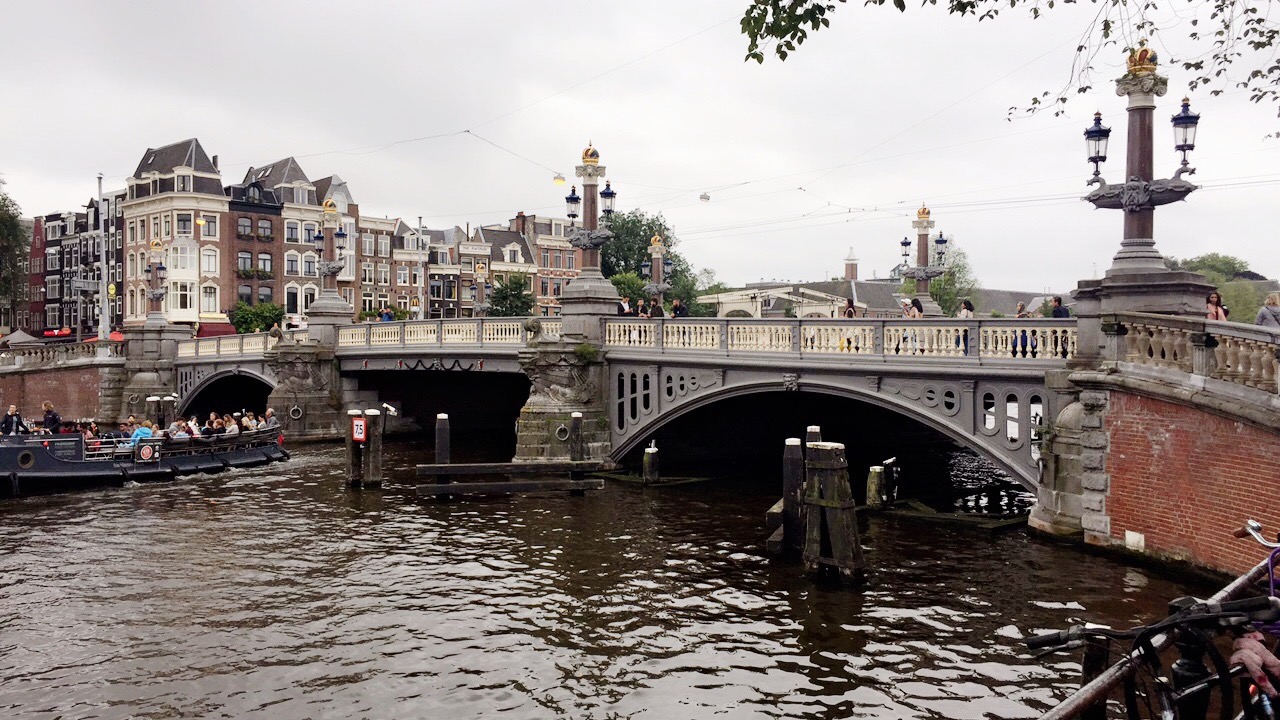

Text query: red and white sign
(138, 444), (155, 461)
(352, 417), (367, 442)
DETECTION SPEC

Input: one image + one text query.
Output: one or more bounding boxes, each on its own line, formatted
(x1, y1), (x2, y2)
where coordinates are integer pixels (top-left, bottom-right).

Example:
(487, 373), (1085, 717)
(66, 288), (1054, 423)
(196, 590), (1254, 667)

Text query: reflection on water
(0, 443), (1207, 719)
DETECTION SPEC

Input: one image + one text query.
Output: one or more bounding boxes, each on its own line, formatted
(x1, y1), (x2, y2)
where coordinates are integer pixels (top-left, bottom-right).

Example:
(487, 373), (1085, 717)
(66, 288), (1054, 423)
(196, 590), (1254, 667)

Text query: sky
(2, 0), (1277, 296)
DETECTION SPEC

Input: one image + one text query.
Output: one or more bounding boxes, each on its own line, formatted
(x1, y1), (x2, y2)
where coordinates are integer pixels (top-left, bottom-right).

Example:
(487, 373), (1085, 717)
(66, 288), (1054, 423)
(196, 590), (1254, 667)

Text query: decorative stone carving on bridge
(514, 338), (612, 464)
(521, 348), (597, 408)
(880, 380), (963, 418)
(782, 373), (800, 392)
(661, 369), (722, 403)
(265, 341), (341, 441)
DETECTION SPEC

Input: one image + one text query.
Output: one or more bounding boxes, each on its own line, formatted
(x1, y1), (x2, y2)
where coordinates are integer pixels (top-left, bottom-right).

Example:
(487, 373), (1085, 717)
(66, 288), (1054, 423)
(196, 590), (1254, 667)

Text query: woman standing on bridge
(1206, 291), (1229, 321)
(1255, 293), (1280, 327)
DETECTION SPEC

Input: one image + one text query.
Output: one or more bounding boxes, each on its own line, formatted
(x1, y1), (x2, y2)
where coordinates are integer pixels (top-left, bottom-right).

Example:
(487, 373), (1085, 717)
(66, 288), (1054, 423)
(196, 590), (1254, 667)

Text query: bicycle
(1030, 520), (1280, 720)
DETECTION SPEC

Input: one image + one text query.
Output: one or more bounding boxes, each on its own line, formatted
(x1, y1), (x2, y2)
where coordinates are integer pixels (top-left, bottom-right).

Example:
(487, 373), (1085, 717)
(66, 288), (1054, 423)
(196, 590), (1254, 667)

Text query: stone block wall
(1097, 391), (1280, 575)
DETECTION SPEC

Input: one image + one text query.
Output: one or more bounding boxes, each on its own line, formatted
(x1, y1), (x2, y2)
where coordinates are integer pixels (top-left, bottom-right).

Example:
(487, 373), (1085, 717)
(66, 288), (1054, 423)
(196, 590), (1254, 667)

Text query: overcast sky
(2, 1), (1277, 296)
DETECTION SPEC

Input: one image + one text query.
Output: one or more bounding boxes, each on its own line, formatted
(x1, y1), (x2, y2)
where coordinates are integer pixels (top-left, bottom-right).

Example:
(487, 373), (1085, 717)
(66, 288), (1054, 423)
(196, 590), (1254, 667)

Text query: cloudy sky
(2, 1), (1277, 295)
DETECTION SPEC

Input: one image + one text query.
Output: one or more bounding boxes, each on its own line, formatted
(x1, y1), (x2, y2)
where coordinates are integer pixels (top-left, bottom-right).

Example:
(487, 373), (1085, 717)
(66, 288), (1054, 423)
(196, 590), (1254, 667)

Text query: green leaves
(0, 180), (27, 325)
(228, 301), (285, 334)
(488, 273), (536, 317)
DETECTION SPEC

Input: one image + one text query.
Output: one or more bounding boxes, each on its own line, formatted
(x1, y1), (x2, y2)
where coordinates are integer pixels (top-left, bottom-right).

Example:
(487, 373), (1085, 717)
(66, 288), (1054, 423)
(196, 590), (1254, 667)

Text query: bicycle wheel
(1123, 648), (1178, 720)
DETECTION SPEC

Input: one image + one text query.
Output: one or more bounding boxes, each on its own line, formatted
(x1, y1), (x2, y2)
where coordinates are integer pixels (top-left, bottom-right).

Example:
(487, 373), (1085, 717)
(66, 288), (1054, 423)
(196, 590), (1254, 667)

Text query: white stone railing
(0, 340), (125, 368)
(336, 318), (556, 351)
(603, 318), (1077, 361)
(1111, 312), (1280, 393)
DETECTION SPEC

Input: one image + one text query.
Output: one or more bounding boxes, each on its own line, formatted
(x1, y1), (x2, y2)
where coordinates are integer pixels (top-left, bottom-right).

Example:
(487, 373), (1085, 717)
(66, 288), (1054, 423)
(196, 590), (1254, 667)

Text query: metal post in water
(362, 409), (383, 489)
(569, 411), (584, 462)
(346, 409), (364, 487)
(866, 466), (885, 510)
(642, 444), (660, 485)
(434, 413), (451, 499)
(782, 438), (805, 554)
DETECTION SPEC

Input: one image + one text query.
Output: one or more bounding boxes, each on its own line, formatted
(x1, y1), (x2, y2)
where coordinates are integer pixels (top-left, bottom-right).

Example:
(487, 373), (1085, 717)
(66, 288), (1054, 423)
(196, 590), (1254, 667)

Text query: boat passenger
(1, 405), (30, 435)
(262, 408), (280, 429)
(41, 401), (62, 435)
(170, 421), (191, 439)
(224, 418), (239, 437)
(128, 420), (154, 445)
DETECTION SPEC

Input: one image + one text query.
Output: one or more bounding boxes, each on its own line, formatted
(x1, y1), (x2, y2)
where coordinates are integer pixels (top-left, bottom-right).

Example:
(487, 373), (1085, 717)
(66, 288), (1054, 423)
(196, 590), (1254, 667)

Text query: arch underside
(607, 363), (1049, 489)
(176, 365), (277, 416)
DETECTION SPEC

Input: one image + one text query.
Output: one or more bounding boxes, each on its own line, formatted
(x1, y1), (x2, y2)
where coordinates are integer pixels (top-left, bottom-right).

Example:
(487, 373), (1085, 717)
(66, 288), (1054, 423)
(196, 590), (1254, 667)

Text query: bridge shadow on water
(617, 390), (1030, 515)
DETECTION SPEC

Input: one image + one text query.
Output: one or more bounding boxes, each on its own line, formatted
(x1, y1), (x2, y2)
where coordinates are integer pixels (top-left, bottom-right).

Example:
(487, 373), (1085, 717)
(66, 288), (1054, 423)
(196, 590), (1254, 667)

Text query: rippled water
(0, 444), (1208, 719)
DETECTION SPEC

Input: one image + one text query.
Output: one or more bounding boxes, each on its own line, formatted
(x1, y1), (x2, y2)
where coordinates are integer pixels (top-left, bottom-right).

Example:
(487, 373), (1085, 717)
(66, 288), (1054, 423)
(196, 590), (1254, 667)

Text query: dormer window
(247, 186), (261, 203)
(176, 174), (192, 192)
(294, 187), (307, 204)
(505, 247), (519, 263)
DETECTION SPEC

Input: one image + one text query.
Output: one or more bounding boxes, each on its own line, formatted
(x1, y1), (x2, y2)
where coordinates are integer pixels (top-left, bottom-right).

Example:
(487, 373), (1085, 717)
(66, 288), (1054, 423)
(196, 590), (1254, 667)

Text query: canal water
(0, 443), (1209, 719)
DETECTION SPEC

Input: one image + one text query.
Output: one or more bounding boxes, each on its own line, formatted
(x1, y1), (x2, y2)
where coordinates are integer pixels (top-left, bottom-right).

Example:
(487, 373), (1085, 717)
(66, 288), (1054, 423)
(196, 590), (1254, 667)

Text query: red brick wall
(0, 367), (106, 424)
(1106, 391), (1280, 575)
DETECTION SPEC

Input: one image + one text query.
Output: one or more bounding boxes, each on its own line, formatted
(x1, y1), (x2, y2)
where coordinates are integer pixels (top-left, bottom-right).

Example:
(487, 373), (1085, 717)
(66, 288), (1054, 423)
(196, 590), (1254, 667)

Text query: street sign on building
(72, 280), (98, 292)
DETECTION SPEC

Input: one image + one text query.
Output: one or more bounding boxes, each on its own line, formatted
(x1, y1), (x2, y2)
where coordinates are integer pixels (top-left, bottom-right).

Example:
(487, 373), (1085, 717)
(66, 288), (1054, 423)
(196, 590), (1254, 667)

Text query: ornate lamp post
(300, 198), (356, 346)
(472, 262), (491, 317)
(640, 234), (672, 305)
(143, 239), (168, 323)
(1083, 39), (1201, 274)
(897, 205), (948, 316)
(559, 142), (622, 344)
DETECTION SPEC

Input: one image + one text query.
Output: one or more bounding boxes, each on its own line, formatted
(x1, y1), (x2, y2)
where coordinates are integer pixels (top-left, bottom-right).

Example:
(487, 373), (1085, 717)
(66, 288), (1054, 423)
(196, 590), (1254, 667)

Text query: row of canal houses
(18, 138), (585, 337)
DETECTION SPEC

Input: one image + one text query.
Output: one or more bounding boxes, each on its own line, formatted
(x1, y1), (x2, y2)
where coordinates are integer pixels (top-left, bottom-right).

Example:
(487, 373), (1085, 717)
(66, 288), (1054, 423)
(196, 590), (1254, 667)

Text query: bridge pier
(119, 321), (191, 422)
(264, 336), (344, 441)
(513, 325), (612, 463)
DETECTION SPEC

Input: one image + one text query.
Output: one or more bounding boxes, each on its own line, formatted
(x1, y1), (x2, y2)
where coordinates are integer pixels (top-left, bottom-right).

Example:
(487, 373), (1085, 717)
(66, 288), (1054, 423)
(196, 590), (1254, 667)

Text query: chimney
(212, 155), (219, 171)
(515, 211), (527, 234)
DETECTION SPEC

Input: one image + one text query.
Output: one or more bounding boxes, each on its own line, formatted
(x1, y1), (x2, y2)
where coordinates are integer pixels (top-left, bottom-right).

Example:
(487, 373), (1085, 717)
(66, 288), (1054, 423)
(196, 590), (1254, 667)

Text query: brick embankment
(0, 365), (122, 422)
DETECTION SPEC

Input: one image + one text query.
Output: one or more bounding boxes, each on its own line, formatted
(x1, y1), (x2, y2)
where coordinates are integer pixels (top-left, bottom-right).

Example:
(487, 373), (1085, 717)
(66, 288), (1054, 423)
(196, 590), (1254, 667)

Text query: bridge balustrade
(603, 318), (1078, 361)
(1111, 312), (1280, 393)
(0, 340), (125, 368)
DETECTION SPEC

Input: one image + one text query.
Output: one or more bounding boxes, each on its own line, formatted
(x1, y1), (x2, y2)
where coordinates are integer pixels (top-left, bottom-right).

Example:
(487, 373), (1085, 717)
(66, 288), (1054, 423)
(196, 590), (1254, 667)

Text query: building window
(566, 251), (576, 270)
(47, 277), (61, 298)
(170, 281), (194, 311)
(341, 287), (354, 305)
(462, 258), (474, 272)
(444, 280), (456, 300)
(553, 280), (562, 296)
(553, 251), (562, 269)
(361, 262), (374, 284)
(286, 287), (299, 314)
(201, 248), (218, 274)
(258, 286), (273, 305)
(302, 252), (317, 277)
(286, 221), (299, 242)
(163, 216), (171, 237)
(378, 236), (390, 257)
(200, 285), (218, 313)
(239, 284), (253, 304)
(170, 245), (193, 271)
(237, 218), (252, 238)
(396, 266), (408, 286)
(505, 248), (519, 263)
(303, 223), (317, 242)
(176, 174), (192, 192)
(540, 278), (550, 296)
(128, 223), (137, 244)
(362, 234), (375, 256)
(257, 219), (271, 238)
(303, 285), (317, 310)
(285, 252), (299, 276)
(237, 252), (252, 271)
(152, 218), (160, 239)
(541, 249), (550, 267)
(294, 187), (307, 204)
(257, 253), (273, 273)
(410, 266), (422, 286)
(376, 264), (390, 285)
(202, 215), (218, 237)
(127, 253), (136, 278)
(361, 292), (375, 313)
(176, 213), (193, 235)
(429, 280), (442, 299)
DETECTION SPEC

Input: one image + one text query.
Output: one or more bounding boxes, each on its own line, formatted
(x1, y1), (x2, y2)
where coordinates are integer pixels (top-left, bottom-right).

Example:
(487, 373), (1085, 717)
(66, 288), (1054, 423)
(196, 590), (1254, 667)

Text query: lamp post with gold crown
(641, 233), (672, 305)
(302, 198), (356, 347)
(559, 142), (621, 344)
(898, 204), (947, 317)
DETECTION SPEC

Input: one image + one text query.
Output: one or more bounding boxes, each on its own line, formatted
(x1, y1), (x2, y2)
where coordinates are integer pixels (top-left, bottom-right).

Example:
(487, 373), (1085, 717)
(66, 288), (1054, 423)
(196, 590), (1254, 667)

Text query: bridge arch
(177, 368), (276, 419)
(610, 378), (1039, 488)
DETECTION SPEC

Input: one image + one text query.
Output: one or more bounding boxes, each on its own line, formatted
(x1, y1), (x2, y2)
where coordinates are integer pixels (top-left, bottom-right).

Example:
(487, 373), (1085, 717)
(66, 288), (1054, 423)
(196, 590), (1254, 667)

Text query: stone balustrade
(1108, 312), (1280, 393)
(0, 341), (125, 368)
(603, 318), (1077, 361)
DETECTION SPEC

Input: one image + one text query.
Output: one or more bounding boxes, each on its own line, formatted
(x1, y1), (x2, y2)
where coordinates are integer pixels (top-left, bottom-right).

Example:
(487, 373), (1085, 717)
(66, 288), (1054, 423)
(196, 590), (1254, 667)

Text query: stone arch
(177, 368), (276, 418)
(611, 378), (1038, 488)
(724, 309), (753, 318)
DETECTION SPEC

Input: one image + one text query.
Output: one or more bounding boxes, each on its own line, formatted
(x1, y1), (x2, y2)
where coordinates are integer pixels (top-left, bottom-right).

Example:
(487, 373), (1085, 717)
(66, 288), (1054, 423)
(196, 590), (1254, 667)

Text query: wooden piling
(802, 441), (866, 584)
(805, 425), (822, 444)
(642, 445), (660, 485)
(362, 409), (383, 488)
(346, 409), (364, 487)
(782, 438), (805, 555)
(434, 413), (451, 500)
(569, 412), (584, 462)
(866, 466), (885, 509)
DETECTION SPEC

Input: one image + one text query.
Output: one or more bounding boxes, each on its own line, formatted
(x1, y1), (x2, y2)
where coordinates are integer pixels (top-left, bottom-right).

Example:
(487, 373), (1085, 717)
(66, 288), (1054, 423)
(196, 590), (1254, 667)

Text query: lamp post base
(304, 289), (354, 348)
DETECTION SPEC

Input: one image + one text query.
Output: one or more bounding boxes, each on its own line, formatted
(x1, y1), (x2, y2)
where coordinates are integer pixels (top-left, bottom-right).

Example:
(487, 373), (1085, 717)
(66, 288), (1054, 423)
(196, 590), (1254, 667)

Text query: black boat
(0, 429), (290, 497)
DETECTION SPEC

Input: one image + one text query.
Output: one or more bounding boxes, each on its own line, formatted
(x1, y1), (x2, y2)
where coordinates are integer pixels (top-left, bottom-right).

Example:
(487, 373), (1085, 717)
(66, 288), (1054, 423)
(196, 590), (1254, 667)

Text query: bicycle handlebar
(1026, 627), (1079, 651)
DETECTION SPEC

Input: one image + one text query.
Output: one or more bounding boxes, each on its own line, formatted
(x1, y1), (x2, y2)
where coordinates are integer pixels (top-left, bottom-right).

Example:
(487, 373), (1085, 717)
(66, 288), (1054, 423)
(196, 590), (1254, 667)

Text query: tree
(740, 1), (1280, 120)
(929, 246), (980, 317)
(600, 209), (703, 311)
(609, 272), (648, 305)
(0, 179), (30, 326)
(1220, 279), (1264, 322)
(488, 272), (535, 316)
(229, 301), (285, 334)
(1168, 252), (1253, 279)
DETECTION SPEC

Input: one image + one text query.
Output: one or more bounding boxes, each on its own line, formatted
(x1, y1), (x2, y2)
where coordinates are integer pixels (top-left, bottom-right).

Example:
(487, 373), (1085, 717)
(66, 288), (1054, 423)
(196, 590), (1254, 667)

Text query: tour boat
(0, 429), (290, 497)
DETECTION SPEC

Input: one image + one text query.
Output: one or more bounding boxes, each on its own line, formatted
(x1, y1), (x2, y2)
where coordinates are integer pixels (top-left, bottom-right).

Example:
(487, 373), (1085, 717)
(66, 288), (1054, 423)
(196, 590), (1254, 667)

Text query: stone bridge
(173, 316), (1079, 487)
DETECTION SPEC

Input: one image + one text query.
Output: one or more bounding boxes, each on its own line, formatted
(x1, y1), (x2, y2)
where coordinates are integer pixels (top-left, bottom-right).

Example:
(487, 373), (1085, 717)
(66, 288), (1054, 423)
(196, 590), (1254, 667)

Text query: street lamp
(643, 233), (672, 304)
(473, 262), (490, 317)
(565, 186), (581, 223)
(1083, 40), (1201, 274)
(600, 181), (616, 215)
(1084, 112), (1111, 179)
(896, 205), (947, 315)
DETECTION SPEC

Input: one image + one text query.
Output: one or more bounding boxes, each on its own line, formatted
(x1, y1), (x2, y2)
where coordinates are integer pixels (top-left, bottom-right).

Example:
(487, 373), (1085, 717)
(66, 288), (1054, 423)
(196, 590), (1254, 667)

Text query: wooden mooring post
(802, 441), (866, 584)
(805, 425), (822, 445)
(433, 413), (451, 500)
(642, 444), (660, 485)
(361, 409), (383, 488)
(865, 465), (885, 510)
(782, 437), (805, 554)
(346, 409), (365, 487)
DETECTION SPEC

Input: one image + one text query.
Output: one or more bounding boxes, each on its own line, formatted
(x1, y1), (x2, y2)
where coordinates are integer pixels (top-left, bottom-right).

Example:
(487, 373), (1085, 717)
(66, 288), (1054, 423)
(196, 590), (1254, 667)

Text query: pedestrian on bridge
(649, 298), (665, 318)
(1255, 293), (1280, 328)
(671, 298), (690, 318)
(1207, 291), (1229, 321)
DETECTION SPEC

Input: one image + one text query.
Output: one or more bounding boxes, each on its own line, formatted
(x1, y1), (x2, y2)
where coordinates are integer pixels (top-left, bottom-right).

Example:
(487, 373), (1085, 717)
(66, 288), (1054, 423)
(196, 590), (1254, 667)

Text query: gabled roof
(478, 228), (536, 265)
(243, 157), (311, 188)
(133, 138), (218, 177)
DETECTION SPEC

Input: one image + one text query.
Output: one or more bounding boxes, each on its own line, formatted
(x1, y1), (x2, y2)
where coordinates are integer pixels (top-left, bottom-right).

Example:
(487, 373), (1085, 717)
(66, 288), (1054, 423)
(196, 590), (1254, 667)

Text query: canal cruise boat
(0, 428), (289, 497)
